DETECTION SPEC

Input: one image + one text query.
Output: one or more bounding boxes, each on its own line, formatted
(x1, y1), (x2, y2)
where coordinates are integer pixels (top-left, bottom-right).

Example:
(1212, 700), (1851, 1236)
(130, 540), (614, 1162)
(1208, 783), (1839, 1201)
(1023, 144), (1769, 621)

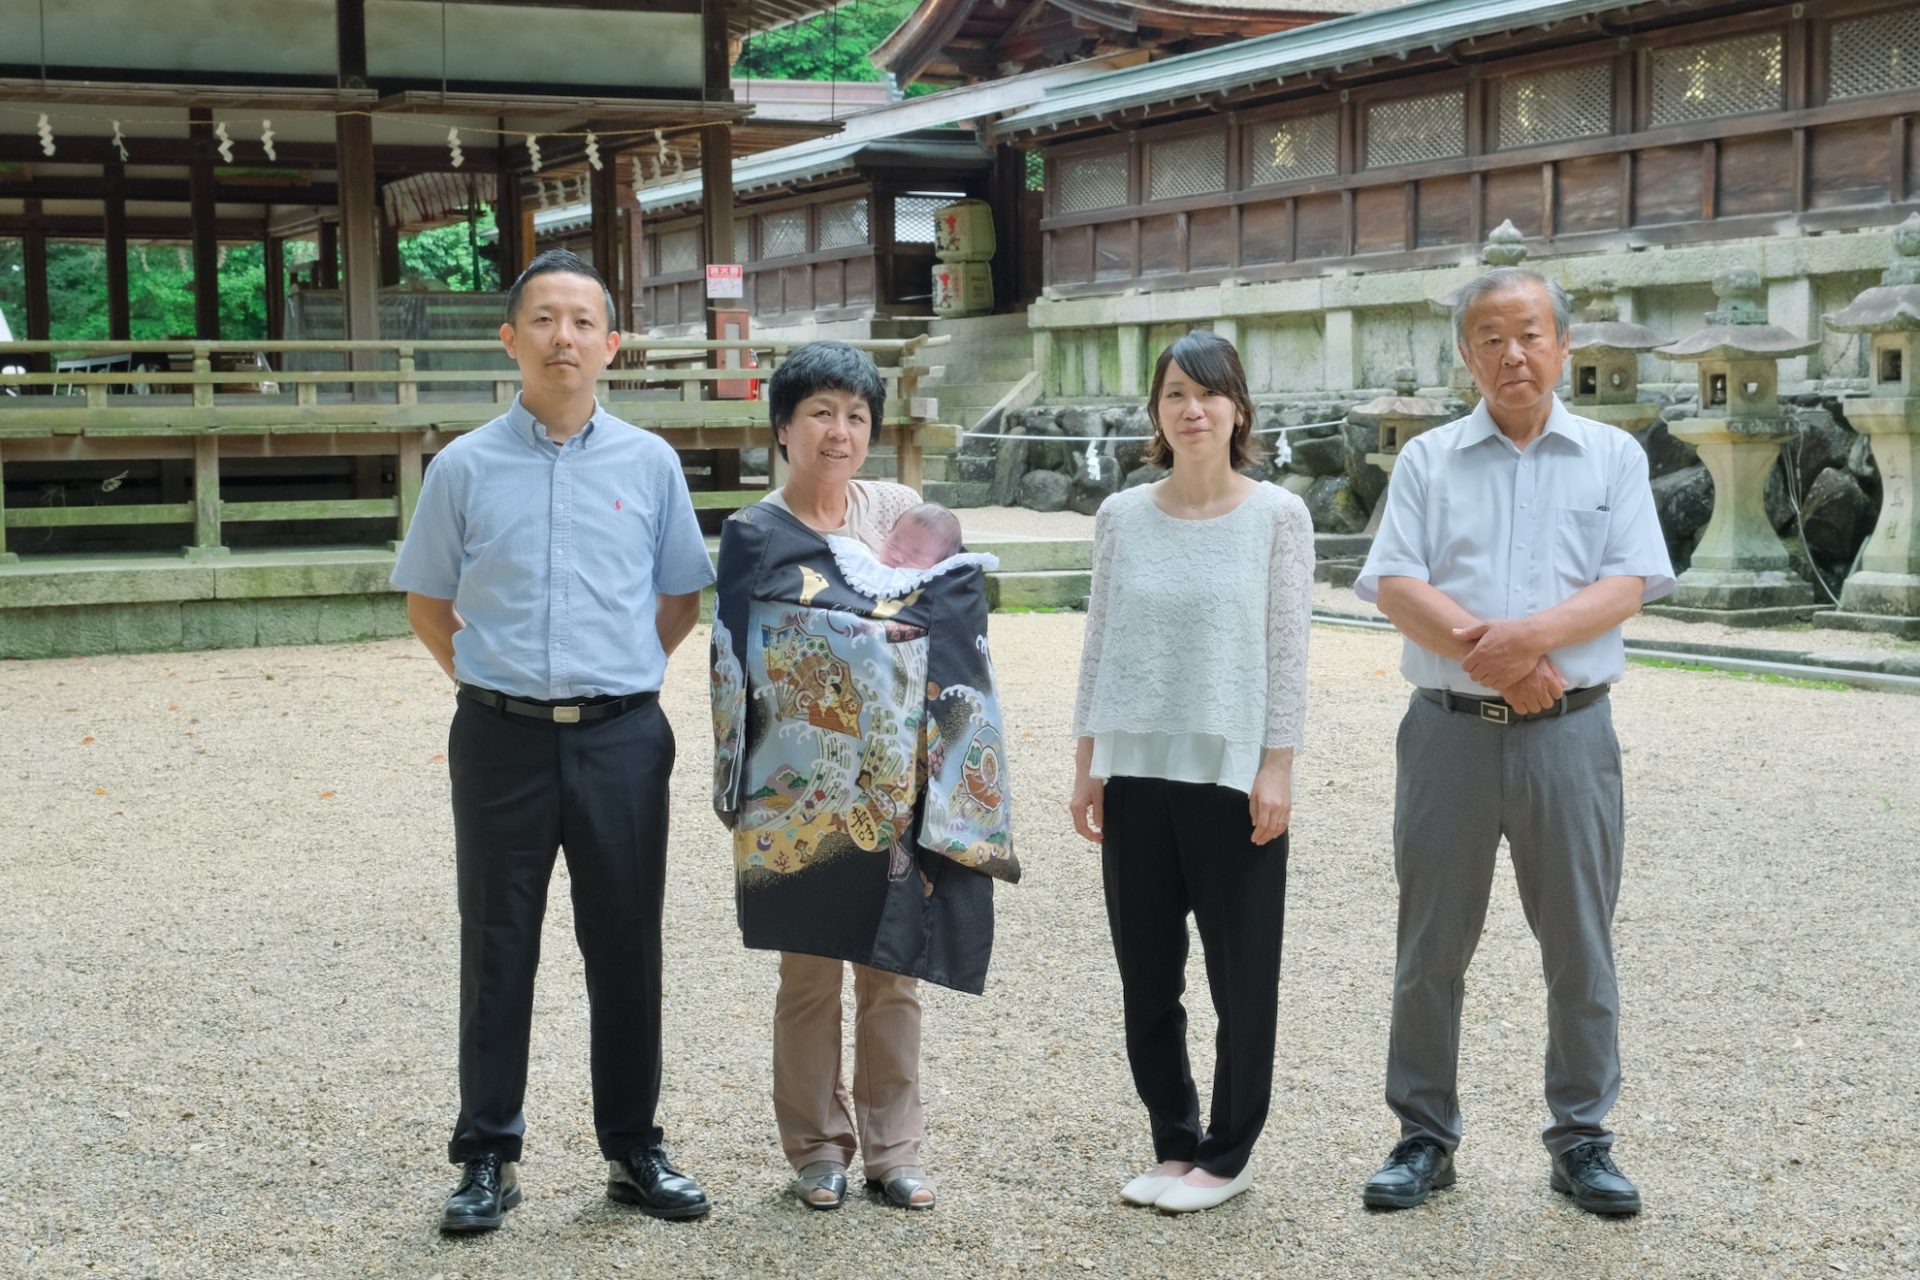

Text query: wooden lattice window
(1147, 133), (1225, 200)
(816, 197), (869, 251)
(1497, 63), (1613, 149)
(1247, 113), (1337, 186)
(657, 228), (700, 275)
(733, 220), (751, 264)
(1829, 8), (1920, 100)
(760, 209), (806, 259)
(1649, 33), (1782, 126)
(1054, 151), (1128, 214)
(1365, 91), (1465, 169)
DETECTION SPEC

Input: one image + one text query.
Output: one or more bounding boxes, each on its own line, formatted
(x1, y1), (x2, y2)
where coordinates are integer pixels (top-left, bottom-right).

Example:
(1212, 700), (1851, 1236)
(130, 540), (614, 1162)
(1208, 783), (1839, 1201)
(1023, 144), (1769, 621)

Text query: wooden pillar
(185, 435), (227, 559)
(700, 123), (733, 404)
(22, 199), (50, 378)
(318, 220), (340, 290)
(988, 146), (1022, 313)
(104, 163), (131, 341)
(336, 108), (381, 398)
(701, 0), (732, 102)
(395, 432), (424, 546)
(378, 201), (403, 288)
(626, 201), (647, 333)
(0, 442), (17, 562)
(264, 236), (286, 350)
(590, 156), (621, 303)
(494, 173), (525, 284)
(189, 110), (220, 339)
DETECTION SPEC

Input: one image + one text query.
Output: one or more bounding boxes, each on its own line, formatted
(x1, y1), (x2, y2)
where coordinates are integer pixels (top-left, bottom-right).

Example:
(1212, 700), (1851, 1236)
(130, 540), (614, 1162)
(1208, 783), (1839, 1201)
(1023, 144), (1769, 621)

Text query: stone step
(967, 538), (1092, 572)
(859, 452), (953, 482)
(928, 311), (1033, 337)
(986, 568), (1091, 612)
(933, 358), (1036, 385)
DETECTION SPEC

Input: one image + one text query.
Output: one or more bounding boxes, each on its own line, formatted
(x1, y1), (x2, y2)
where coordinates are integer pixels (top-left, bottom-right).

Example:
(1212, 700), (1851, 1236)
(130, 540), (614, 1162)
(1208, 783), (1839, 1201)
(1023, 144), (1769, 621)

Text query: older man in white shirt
(1354, 267), (1675, 1217)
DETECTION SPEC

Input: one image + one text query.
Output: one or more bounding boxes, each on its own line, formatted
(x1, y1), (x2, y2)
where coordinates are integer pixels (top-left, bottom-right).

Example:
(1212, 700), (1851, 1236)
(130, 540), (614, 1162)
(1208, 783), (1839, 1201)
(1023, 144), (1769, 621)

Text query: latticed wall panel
(760, 209), (807, 260)
(1830, 8), (1920, 100)
(1649, 33), (1781, 126)
(657, 228), (700, 275)
(894, 196), (946, 244)
(1366, 91), (1465, 168)
(1054, 151), (1129, 214)
(1247, 113), (1337, 186)
(1147, 133), (1226, 200)
(816, 198), (869, 251)
(733, 221), (751, 264)
(1497, 63), (1613, 149)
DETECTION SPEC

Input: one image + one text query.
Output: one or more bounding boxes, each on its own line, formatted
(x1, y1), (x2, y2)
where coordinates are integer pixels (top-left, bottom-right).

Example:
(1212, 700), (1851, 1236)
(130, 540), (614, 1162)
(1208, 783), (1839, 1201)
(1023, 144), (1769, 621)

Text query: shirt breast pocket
(1552, 507), (1608, 591)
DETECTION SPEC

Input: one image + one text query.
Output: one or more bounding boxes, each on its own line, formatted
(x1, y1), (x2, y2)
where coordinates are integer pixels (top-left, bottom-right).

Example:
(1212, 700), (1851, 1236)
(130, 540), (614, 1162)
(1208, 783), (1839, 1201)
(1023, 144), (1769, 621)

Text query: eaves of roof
(990, 0), (1631, 136)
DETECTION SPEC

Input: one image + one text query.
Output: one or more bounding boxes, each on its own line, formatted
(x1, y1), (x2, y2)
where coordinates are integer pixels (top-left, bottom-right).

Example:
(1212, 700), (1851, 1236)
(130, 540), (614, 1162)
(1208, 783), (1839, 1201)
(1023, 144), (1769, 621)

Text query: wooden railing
(0, 335), (950, 561)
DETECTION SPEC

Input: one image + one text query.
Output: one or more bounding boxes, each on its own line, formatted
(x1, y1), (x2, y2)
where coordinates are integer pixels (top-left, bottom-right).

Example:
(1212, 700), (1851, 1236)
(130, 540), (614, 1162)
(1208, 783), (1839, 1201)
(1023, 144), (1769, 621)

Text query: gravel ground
(3, 617), (1916, 1279)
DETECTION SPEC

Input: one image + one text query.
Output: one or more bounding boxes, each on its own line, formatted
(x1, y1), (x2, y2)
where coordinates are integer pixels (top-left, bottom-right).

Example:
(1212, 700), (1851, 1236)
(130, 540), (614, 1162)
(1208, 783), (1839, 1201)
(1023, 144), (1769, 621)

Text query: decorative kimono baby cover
(710, 502), (1019, 995)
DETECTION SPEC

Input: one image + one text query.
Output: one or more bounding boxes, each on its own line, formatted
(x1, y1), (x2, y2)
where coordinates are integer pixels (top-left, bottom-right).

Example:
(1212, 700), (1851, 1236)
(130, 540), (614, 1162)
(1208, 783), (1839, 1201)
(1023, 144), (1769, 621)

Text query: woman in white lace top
(1067, 329), (1315, 1214)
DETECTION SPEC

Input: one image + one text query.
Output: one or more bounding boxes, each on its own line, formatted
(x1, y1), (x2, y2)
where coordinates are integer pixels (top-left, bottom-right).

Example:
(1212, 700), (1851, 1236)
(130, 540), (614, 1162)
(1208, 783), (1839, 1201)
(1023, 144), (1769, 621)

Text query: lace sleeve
(862, 480), (923, 540)
(1070, 499), (1119, 740)
(1264, 494), (1315, 752)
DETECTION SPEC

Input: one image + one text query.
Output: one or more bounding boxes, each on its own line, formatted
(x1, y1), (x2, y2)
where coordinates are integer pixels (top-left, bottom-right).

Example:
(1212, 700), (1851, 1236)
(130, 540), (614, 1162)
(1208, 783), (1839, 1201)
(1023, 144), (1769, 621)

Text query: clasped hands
(1451, 617), (1566, 715)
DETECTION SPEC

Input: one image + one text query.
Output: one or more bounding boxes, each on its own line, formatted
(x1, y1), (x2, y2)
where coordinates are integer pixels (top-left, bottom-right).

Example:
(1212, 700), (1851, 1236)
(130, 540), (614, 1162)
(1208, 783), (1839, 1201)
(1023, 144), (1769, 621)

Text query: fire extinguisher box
(931, 261), (993, 317)
(933, 200), (995, 262)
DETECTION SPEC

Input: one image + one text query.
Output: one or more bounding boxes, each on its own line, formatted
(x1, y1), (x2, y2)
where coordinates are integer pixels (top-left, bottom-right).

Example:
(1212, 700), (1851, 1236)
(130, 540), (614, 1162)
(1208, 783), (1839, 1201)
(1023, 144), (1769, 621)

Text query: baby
(828, 501), (993, 601)
(879, 502), (964, 569)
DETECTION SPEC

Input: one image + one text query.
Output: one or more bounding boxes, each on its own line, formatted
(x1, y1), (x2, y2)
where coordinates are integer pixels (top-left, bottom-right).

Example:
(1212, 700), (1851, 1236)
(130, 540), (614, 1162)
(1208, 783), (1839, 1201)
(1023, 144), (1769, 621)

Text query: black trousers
(1101, 776), (1288, 1178)
(445, 695), (674, 1165)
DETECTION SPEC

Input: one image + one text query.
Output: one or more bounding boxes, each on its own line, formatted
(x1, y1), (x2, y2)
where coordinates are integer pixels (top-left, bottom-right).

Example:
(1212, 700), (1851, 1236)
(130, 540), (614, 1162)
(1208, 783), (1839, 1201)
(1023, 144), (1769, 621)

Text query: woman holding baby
(1068, 329), (1316, 1213)
(709, 340), (1018, 1215)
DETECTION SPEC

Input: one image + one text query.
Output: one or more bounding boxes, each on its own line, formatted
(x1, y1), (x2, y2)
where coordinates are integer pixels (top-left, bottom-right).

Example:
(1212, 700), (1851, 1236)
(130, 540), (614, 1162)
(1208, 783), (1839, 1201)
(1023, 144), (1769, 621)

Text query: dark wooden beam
(337, 0), (369, 87)
(378, 202), (403, 288)
(104, 164), (131, 341)
(493, 154), (525, 281)
(318, 220), (340, 290)
(0, 135), (499, 172)
(700, 122), (733, 283)
(189, 109), (221, 339)
(264, 235), (287, 350)
(22, 199), (50, 374)
(0, 177), (340, 206)
(702, 0), (732, 102)
(336, 106), (382, 372)
(590, 157), (622, 304)
(0, 215), (266, 238)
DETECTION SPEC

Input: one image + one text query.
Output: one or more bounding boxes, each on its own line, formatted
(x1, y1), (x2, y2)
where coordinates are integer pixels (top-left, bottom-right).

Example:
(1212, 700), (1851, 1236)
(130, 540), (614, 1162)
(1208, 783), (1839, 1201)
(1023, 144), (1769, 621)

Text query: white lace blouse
(1071, 482), (1315, 795)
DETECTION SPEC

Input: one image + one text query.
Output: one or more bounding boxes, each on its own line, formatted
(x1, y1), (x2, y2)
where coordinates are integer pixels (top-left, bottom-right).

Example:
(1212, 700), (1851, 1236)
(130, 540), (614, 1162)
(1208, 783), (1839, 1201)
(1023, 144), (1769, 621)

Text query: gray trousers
(1386, 690), (1626, 1157)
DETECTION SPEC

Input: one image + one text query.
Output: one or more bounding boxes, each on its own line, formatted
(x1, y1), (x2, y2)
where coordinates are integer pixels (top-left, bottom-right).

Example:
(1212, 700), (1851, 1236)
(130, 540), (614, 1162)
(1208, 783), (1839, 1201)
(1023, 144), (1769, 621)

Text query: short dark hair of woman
(766, 340), (888, 460)
(1144, 330), (1262, 472)
(505, 247), (618, 330)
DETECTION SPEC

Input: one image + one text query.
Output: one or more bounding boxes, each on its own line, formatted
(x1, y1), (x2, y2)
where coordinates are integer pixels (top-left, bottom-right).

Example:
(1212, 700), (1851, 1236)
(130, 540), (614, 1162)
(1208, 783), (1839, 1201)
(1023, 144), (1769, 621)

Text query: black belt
(457, 682), (656, 723)
(1417, 684), (1610, 725)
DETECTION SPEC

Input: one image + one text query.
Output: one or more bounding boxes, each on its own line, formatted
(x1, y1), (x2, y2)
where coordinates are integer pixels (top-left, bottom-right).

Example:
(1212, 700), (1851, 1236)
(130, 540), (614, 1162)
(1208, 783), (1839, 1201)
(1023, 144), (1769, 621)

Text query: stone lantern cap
(1657, 268), (1817, 362)
(1568, 278), (1666, 356)
(1347, 367), (1453, 427)
(1824, 213), (1920, 333)
(1431, 220), (1530, 314)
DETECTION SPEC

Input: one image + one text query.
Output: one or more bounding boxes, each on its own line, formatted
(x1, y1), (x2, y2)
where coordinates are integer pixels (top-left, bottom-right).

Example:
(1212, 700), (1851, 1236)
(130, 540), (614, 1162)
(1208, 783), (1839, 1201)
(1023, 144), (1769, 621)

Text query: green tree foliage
(733, 0), (922, 85)
(0, 211), (495, 345)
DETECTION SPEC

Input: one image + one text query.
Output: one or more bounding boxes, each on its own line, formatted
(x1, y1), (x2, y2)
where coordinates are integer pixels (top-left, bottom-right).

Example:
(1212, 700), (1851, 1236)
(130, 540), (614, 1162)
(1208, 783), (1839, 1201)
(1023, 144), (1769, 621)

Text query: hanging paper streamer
(260, 120), (276, 162)
(446, 127), (463, 168)
(214, 121), (234, 163)
(1274, 433), (1291, 468)
(1084, 438), (1103, 482)
(584, 130), (601, 171)
(36, 113), (55, 157)
(669, 147), (684, 177)
(654, 129), (668, 164)
(110, 120), (128, 162)
(526, 134), (542, 172)
(630, 155), (644, 190)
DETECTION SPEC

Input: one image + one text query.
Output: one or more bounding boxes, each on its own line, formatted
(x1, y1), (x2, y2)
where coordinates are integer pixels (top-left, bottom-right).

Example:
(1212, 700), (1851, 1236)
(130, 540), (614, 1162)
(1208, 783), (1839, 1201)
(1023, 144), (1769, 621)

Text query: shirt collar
(1454, 392), (1587, 454)
(507, 392), (603, 449)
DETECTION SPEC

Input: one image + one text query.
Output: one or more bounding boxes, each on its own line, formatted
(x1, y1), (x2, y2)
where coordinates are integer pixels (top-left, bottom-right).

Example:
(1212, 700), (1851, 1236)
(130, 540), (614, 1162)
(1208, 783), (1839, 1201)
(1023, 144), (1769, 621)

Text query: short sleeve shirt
(390, 395), (716, 699)
(1355, 395), (1675, 693)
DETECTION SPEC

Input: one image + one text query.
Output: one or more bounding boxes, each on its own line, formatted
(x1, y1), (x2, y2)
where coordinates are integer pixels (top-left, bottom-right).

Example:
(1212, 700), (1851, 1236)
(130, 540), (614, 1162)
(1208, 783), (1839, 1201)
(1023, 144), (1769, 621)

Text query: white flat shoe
(1155, 1166), (1252, 1213)
(1120, 1171), (1182, 1206)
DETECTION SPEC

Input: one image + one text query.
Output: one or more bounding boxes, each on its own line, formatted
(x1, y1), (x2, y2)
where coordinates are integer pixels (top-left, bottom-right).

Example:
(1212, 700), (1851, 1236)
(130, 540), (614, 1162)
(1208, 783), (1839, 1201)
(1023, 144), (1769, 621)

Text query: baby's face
(880, 522), (952, 570)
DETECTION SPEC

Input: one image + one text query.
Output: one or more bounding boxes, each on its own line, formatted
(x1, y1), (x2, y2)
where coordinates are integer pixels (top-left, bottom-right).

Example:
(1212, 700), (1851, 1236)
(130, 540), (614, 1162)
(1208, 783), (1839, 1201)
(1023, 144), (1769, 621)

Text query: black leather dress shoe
(440, 1153), (521, 1233)
(1362, 1137), (1456, 1209)
(1551, 1142), (1642, 1215)
(607, 1145), (712, 1220)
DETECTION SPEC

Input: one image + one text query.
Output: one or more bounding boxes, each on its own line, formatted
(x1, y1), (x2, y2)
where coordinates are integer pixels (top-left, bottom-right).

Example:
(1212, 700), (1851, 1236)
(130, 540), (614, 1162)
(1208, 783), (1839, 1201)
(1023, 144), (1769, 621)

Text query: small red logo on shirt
(614, 499), (623, 511)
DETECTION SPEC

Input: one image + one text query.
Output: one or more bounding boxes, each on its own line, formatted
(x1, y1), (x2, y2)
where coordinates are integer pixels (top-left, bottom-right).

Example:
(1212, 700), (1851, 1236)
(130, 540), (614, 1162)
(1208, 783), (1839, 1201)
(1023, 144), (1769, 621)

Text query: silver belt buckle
(552, 704), (582, 724)
(1479, 700), (1511, 725)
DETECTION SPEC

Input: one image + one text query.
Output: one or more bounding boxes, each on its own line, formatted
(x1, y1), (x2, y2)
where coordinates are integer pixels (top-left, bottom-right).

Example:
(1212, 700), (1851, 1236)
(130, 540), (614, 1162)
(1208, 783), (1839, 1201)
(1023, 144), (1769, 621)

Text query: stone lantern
(1351, 366), (1455, 536)
(1565, 278), (1666, 435)
(1650, 268), (1822, 625)
(1432, 220), (1530, 409)
(1818, 213), (1920, 637)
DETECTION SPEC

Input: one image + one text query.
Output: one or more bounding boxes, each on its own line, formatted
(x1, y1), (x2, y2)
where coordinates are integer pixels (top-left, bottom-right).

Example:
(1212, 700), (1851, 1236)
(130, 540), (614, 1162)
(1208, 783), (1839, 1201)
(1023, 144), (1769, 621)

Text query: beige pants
(772, 951), (925, 1175)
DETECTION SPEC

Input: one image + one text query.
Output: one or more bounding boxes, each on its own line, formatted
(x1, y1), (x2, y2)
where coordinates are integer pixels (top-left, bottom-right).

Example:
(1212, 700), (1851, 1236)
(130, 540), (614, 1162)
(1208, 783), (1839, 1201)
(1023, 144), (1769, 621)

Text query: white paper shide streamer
(584, 131), (601, 171)
(526, 134), (542, 172)
(110, 119), (128, 162)
(446, 127), (464, 168)
(214, 121), (234, 163)
(35, 113), (54, 157)
(260, 119), (276, 162)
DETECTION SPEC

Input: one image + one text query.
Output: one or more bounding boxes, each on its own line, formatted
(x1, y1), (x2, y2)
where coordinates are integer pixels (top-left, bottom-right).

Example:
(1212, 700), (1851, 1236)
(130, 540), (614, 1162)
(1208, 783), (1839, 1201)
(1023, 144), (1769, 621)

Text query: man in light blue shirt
(391, 249), (716, 1233)
(1354, 268), (1674, 1218)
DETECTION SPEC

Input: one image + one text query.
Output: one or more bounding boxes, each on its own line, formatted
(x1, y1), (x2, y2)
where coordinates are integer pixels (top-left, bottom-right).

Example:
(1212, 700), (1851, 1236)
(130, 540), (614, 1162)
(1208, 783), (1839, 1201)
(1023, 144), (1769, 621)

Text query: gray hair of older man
(1450, 267), (1572, 350)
